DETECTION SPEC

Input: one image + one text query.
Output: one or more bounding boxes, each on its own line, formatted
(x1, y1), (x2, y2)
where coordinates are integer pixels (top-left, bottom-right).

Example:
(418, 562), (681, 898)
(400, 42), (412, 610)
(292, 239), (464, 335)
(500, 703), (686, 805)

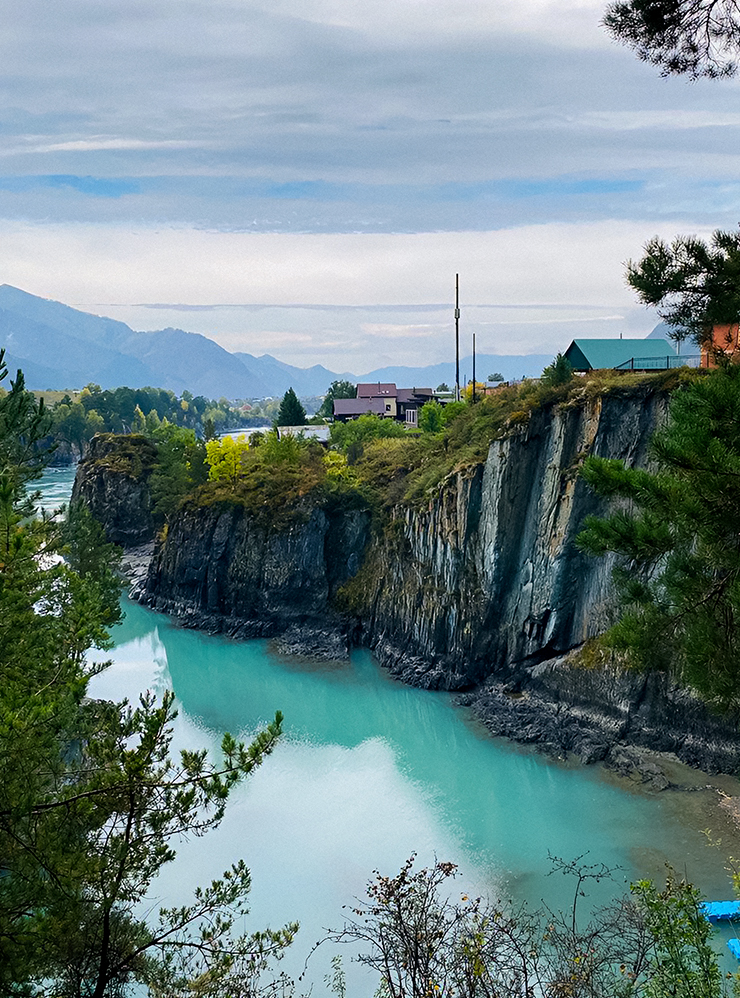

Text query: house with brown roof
(333, 383), (437, 426)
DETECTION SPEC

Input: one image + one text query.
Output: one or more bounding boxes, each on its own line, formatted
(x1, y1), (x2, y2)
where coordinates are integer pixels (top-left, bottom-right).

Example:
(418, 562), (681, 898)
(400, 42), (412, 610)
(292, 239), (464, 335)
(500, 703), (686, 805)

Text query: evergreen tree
(625, 228), (740, 348)
(603, 0), (740, 78)
(0, 350), (295, 995)
(578, 365), (740, 709)
(541, 353), (573, 387)
(318, 380), (356, 419)
(275, 387), (307, 427)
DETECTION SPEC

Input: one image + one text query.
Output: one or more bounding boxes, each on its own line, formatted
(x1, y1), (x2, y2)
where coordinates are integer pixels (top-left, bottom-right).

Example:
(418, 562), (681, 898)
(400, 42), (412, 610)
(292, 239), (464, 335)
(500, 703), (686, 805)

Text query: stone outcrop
(353, 389), (662, 689)
(71, 433), (157, 547)
(461, 653), (740, 777)
(140, 500), (371, 658)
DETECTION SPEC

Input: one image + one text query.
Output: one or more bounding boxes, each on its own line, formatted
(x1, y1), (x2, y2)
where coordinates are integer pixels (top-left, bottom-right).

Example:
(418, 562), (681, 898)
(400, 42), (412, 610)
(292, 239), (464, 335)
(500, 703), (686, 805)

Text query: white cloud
(0, 138), (209, 157)
(258, 0), (610, 47)
(0, 218), (703, 367)
(0, 219), (711, 308)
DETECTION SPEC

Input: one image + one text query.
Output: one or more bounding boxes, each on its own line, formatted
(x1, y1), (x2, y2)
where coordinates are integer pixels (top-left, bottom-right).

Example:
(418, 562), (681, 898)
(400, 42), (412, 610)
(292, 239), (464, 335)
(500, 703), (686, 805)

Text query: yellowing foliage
(205, 435), (250, 487)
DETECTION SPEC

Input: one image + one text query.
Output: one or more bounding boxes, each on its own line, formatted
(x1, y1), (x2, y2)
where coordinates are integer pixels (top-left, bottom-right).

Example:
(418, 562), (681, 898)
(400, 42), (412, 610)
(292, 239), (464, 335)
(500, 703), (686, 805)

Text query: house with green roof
(564, 338), (678, 372)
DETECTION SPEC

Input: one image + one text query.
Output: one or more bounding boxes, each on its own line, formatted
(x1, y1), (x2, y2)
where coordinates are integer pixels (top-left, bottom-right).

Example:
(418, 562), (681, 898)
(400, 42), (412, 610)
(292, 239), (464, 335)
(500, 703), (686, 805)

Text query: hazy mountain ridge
(0, 284), (626, 399)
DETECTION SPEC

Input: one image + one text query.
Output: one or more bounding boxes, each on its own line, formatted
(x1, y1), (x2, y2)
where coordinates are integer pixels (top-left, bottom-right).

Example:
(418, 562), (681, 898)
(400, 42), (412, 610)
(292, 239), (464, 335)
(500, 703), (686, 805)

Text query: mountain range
(0, 284), (607, 399)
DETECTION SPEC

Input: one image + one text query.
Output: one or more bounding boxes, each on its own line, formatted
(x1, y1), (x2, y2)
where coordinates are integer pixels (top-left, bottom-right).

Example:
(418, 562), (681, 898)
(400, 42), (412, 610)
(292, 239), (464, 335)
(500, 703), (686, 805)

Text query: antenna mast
(455, 274), (460, 401)
(472, 331), (476, 403)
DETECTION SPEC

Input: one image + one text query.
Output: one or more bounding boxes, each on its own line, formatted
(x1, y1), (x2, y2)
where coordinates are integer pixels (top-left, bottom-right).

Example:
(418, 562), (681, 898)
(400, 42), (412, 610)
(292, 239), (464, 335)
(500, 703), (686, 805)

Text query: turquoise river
(40, 465), (740, 987)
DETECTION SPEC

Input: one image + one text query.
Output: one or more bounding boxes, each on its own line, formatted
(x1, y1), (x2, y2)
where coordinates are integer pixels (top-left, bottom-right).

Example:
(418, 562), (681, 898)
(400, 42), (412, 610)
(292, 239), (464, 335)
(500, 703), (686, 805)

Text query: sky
(0, 0), (738, 372)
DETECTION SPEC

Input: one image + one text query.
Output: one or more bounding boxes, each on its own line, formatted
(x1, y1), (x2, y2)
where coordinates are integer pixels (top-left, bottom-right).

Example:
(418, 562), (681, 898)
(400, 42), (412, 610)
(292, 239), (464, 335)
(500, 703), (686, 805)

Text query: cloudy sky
(0, 0), (738, 372)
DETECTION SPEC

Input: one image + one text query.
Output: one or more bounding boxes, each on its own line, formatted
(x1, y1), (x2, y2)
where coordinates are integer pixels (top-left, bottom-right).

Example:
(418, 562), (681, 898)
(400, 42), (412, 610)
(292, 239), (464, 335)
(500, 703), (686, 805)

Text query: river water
(39, 466), (740, 987)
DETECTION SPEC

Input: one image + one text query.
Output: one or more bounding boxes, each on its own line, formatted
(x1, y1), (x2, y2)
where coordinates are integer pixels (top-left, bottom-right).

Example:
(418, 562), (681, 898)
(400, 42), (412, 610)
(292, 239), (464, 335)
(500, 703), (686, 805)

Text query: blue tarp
(700, 901), (740, 922)
(727, 938), (740, 960)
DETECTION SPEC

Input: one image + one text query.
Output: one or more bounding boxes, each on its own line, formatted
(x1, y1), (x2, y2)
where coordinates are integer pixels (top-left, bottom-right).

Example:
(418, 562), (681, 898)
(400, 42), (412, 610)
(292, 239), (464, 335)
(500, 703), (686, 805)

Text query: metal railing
(613, 355), (701, 371)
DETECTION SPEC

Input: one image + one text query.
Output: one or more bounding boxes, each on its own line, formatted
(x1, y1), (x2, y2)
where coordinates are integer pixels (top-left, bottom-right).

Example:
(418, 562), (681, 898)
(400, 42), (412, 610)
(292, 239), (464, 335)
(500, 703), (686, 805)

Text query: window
(406, 408), (417, 425)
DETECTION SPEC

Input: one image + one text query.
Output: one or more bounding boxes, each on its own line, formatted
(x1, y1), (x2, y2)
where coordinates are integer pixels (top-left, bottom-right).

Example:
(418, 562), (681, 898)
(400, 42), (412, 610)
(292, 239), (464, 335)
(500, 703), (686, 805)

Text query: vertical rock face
(139, 390), (665, 673)
(71, 434), (157, 547)
(355, 391), (664, 689)
(141, 499), (372, 655)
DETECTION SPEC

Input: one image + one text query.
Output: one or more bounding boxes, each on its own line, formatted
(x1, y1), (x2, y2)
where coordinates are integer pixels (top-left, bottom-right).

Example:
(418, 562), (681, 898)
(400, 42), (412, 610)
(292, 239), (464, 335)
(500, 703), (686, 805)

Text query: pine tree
(603, 0), (740, 79)
(625, 228), (740, 347)
(0, 349), (295, 995)
(275, 387), (307, 426)
(578, 365), (740, 709)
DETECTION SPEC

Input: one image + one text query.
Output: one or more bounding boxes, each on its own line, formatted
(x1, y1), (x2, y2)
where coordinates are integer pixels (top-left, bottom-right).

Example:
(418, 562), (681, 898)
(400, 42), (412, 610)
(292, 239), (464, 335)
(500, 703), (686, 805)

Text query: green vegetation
(346, 370), (686, 509)
(318, 379), (357, 419)
(578, 363), (740, 710)
(541, 352), (574, 387)
(626, 228), (740, 347)
(191, 429), (369, 528)
(330, 412), (407, 464)
(418, 401), (445, 433)
(0, 349), (294, 996)
(206, 433), (251, 488)
(148, 422), (209, 523)
(329, 855), (733, 998)
(275, 387), (307, 427)
(46, 383), (244, 456)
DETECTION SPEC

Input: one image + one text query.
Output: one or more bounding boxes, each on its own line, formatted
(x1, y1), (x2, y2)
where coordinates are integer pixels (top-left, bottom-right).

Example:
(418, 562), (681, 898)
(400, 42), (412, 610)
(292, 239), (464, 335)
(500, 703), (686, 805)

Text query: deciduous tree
(318, 380), (356, 419)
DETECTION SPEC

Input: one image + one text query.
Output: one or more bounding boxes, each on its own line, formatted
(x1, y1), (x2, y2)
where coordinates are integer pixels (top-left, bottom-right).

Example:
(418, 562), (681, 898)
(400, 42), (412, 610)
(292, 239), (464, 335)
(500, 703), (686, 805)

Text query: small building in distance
(564, 338), (679, 372)
(333, 383), (437, 426)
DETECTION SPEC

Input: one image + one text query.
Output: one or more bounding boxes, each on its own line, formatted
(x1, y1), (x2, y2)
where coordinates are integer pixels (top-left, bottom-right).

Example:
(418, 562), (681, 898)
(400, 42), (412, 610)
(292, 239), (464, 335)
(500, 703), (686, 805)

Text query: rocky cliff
(71, 433), (157, 547)
(351, 391), (661, 690)
(76, 384), (740, 774)
(141, 499), (371, 658)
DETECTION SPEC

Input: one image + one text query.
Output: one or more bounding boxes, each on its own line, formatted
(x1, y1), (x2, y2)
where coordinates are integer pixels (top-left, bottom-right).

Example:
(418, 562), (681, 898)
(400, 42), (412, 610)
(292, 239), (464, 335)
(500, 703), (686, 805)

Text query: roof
(357, 382), (396, 397)
(333, 397), (388, 417)
(396, 387), (434, 402)
(564, 338), (677, 371)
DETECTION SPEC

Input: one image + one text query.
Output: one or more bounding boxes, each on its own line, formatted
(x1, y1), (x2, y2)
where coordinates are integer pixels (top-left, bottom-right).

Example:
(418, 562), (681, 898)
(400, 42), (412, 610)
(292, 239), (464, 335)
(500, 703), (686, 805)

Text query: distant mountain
(0, 285), (266, 398)
(0, 284), (657, 401)
(647, 322), (673, 340)
(357, 354), (554, 387)
(232, 352), (353, 397)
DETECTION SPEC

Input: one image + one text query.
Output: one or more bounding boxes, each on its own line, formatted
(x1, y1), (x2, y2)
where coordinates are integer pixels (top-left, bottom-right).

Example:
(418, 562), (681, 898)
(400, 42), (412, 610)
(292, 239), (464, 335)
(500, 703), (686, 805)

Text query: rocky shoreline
(456, 654), (740, 786)
(125, 533), (740, 782)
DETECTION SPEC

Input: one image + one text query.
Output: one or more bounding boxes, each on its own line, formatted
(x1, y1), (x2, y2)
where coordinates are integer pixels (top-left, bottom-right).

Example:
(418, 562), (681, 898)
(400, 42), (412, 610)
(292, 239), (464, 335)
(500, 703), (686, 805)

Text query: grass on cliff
(351, 367), (705, 508)
(88, 433), (159, 479)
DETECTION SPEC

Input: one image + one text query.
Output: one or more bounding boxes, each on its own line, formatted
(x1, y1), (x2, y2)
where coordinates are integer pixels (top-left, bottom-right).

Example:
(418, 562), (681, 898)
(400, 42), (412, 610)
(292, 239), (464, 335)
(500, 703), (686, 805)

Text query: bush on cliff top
(88, 432), (159, 479)
(188, 430), (371, 527)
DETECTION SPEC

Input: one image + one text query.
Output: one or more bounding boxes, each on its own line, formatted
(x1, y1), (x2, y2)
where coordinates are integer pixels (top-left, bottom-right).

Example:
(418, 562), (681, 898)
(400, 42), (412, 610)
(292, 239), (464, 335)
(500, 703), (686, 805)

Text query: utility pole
(455, 273), (460, 402)
(472, 331), (476, 403)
